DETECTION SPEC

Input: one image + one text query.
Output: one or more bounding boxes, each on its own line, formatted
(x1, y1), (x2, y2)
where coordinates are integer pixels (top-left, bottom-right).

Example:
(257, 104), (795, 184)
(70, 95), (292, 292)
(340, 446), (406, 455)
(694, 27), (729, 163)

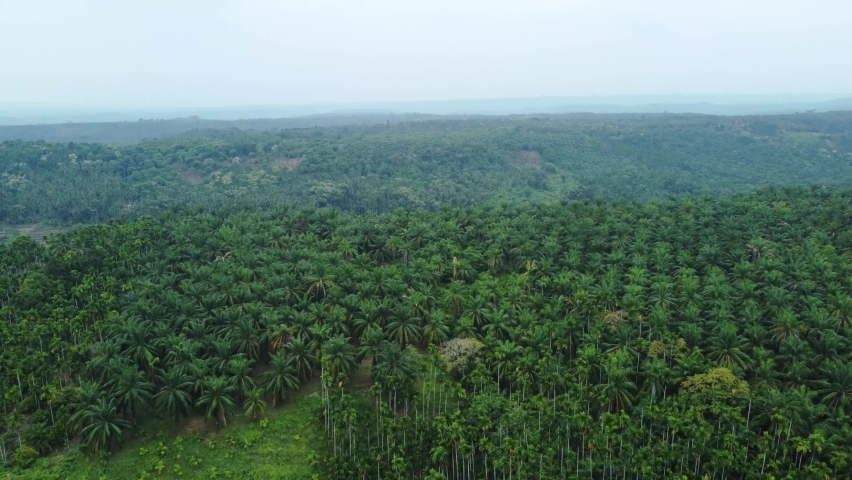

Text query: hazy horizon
(4, 94), (852, 126)
(3, 93), (852, 112)
(2, 0), (851, 110)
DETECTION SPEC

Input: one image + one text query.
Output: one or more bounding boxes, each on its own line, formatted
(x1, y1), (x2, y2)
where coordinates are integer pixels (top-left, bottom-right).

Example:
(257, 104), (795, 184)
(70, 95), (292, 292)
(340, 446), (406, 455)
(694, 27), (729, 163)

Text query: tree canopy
(2, 185), (852, 478)
(2, 111), (852, 224)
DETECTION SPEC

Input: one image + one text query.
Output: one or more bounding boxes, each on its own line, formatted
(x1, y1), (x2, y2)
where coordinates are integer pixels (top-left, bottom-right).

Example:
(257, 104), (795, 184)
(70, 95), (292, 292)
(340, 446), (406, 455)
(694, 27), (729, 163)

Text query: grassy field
(4, 360), (385, 480)
(784, 131), (828, 147)
(0, 223), (72, 242)
(7, 393), (324, 480)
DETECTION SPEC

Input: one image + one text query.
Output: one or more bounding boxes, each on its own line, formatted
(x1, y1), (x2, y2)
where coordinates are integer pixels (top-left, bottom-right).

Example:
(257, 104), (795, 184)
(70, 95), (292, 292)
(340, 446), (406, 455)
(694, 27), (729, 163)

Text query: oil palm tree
(285, 336), (318, 381)
(305, 264), (337, 298)
(387, 308), (422, 346)
(243, 388), (267, 421)
(267, 323), (291, 353)
(80, 398), (131, 452)
(196, 376), (237, 429)
(185, 358), (211, 398)
(770, 309), (805, 344)
(69, 382), (103, 430)
(225, 355), (255, 399)
(708, 322), (751, 370)
(228, 317), (262, 361)
(422, 314), (450, 346)
(120, 322), (157, 372)
(491, 340), (520, 387)
(153, 369), (193, 427)
(357, 325), (386, 366)
(595, 352), (637, 412)
(817, 361), (852, 413)
(372, 342), (418, 395)
(261, 352), (300, 407)
(109, 366), (154, 422)
(321, 335), (358, 383)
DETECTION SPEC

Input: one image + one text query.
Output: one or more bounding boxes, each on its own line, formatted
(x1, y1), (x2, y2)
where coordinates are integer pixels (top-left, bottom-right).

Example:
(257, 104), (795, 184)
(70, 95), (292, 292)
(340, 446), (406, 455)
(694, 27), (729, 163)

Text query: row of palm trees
(71, 344), (308, 451)
(3, 186), (852, 478)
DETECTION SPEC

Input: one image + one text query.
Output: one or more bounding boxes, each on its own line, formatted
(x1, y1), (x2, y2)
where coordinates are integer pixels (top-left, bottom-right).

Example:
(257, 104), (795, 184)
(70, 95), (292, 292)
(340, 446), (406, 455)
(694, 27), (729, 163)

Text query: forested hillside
(0, 113), (436, 144)
(3, 187), (852, 478)
(2, 111), (852, 225)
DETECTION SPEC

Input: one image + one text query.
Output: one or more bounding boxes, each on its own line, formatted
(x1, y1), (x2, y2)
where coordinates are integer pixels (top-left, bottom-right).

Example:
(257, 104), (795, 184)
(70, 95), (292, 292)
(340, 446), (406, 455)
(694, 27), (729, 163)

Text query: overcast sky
(1, 0), (850, 108)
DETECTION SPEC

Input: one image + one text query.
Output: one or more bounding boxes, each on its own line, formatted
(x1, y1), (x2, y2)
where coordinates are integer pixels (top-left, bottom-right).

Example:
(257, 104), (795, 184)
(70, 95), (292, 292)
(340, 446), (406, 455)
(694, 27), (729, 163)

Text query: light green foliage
(12, 397), (321, 480)
(12, 446), (38, 468)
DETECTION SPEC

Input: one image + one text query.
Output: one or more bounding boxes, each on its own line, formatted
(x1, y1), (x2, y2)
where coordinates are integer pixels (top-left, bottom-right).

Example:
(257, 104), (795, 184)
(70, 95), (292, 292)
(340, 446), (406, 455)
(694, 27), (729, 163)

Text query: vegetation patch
(272, 158), (302, 171)
(3, 111), (852, 225)
(10, 396), (322, 480)
(512, 149), (543, 169)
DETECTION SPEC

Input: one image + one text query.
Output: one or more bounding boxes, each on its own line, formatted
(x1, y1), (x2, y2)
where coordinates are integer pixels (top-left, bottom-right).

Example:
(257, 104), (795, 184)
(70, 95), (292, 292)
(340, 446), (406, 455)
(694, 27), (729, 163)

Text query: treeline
(0, 113), (438, 144)
(2, 112), (852, 225)
(2, 186), (852, 478)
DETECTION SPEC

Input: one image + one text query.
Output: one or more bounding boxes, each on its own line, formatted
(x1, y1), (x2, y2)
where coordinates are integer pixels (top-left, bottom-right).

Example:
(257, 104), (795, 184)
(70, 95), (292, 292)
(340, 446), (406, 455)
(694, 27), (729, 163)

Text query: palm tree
(196, 376), (237, 429)
(817, 361), (852, 413)
(153, 369), (193, 427)
(770, 309), (805, 344)
(321, 335), (358, 383)
(69, 382), (103, 430)
(185, 358), (211, 398)
(830, 293), (852, 331)
(422, 314), (450, 346)
(267, 323), (291, 353)
(453, 317), (477, 339)
(228, 317), (262, 361)
(261, 352), (300, 407)
(335, 237), (357, 260)
(707, 322), (751, 370)
(206, 338), (233, 375)
(442, 281), (467, 318)
(109, 366), (154, 422)
(119, 319), (157, 370)
(641, 357), (672, 403)
(373, 342), (418, 399)
(5, 410), (24, 448)
(243, 388), (267, 421)
(290, 311), (315, 340)
(596, 353), (637, 412)
(225, 355), (255, 399)
(284, 336), (318, 381)
(305, 264), (337, 298)
(358, 325), (386, 366)
(79, 398), (131, 452)
(23, 422), (51, 455)
(491, 341), (519, 387)
(88, 340), (122, 381)
(482, 309), (512, 341)
(387, 309), (422, 346)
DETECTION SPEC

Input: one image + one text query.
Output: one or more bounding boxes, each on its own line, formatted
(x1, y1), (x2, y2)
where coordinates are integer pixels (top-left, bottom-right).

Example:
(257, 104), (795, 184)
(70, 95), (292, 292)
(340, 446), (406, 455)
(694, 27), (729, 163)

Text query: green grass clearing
(0, 223), (72, 242)
(6, 362), (383, 480)
(7, 393), (324, 480)
(784, 131), (826, 147)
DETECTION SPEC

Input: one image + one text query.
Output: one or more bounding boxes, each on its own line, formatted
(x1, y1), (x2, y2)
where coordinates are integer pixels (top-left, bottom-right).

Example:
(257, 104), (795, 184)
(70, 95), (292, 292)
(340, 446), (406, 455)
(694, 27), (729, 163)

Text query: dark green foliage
(3, 186), (852, 478)
(3, 111), (852, 224)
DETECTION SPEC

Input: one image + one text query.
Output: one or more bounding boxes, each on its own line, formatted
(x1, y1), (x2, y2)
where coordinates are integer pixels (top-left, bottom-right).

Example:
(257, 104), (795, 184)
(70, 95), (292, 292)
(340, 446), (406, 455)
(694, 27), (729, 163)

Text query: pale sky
(1, 0), (850, 108)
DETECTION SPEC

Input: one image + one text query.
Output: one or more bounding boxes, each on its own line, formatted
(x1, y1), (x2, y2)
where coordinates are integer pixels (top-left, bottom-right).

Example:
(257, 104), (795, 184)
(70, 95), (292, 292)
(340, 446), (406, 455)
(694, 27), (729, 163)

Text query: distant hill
(2, 110), (852, 225)
(0, 113), (437, 144)
(3, 94), (851, 130)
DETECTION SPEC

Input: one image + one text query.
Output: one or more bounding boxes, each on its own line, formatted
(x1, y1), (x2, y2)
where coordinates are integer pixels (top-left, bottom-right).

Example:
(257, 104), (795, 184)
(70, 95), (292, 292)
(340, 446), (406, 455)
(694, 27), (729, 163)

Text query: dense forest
(2, 111), (852, 225)
(3, 186), (852, 478)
